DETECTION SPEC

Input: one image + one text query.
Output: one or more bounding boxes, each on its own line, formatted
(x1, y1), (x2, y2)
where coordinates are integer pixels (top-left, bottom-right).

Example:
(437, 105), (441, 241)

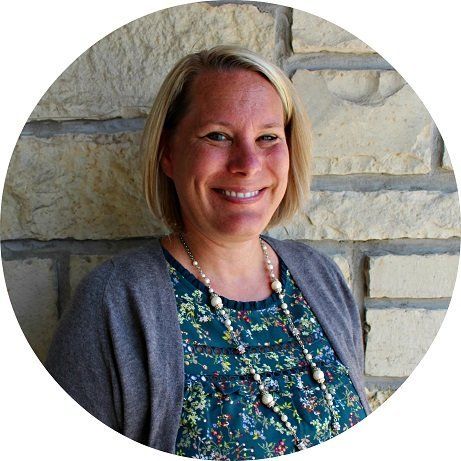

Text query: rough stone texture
(365, 308), (446, 377)
(331, 255), (351, 287)
(2, 258), (58, 362)
(365, 386), (396, 411)
(3, 133), (460, 241)
(293, 70), (433, 175)
(29, 3), (275, 121)
(68, 254), (113, 309)
(268, 190), (461, 241)
(1, 133), (166, 241)
(442, 147), (453, 171)
(368, 254), (459, 299)
(292, 9), (375, 54)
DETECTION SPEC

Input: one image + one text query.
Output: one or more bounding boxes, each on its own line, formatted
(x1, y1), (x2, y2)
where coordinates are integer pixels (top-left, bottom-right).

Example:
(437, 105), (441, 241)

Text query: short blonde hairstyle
(141, 45), (312, 231)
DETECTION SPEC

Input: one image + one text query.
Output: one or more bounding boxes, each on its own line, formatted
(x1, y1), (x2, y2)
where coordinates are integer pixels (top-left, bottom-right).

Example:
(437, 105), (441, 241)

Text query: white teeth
(222, 189), (260, 198)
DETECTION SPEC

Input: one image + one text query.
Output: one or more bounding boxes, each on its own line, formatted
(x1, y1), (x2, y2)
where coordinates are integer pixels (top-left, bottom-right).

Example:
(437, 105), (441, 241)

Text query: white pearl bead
(261, 393), (274, 406)
(258, 384), (265, 391)
(313, 369), (325, 382)
(268, 264), (274, 270)
(262, 245), (267, 251)
(281, 414), (288, 422)
(224, 319), (232, 327)
(250, 368), (256, 374)
(193, 261), (198, 266)
(205, 278), (210, 285)
(227, 325), (233, 331)
(285, 422), (292, 428)
(211, 296), (223, 307)
(219, 309), (226, 316)
(325, 393), (333, 400)
(271, 280), (282, 292)
(305, 354), (313, 360)
(273, 406), (280, 413)
(321, 384), (327, 390)
(253, 374), (261, 381)
(281, 303), (288, 309)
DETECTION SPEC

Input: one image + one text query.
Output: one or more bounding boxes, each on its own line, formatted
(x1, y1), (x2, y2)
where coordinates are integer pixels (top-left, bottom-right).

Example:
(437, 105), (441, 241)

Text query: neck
(161, 229), (280, 301)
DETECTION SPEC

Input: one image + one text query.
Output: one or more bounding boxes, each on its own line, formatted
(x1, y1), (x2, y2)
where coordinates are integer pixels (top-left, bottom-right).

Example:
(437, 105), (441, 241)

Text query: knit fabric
(46, 236), (370, 454)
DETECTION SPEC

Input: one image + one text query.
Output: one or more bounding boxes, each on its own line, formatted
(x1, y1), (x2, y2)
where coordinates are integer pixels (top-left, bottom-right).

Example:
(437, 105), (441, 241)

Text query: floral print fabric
(163, 249), (366, 460)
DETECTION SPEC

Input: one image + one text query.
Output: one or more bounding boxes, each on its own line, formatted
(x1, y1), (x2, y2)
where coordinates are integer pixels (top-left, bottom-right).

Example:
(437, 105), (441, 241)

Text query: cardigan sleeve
(45, 260), (123, 431)
(327, 258), (366, 375)
(316, 252), (370, 413)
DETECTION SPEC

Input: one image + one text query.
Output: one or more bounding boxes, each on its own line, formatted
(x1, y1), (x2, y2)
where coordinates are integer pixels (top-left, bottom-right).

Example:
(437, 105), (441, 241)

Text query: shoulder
(110, 240), (165, 275)
(81, 240), (165, 288)
(68, 240), (167, 320)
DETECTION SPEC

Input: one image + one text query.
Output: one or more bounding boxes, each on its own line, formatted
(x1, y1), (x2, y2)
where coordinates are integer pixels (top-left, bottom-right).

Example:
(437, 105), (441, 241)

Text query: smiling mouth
(220, 189), (261, 198)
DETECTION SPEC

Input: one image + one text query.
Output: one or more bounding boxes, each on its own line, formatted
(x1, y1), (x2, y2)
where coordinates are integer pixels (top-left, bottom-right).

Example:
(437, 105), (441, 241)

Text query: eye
(258, 134), (278, 142)
(205, 132), (228, 142)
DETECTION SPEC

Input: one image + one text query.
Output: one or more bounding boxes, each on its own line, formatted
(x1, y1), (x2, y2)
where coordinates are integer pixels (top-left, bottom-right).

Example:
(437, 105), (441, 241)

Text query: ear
(159, 133), (174, 179)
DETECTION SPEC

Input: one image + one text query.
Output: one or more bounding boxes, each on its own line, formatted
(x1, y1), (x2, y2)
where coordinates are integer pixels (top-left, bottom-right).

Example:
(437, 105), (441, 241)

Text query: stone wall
(1, 2), (459, 413)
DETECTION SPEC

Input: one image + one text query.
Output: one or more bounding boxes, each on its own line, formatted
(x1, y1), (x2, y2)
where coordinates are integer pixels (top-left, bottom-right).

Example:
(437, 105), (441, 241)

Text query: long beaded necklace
(178, 233), (340, 451)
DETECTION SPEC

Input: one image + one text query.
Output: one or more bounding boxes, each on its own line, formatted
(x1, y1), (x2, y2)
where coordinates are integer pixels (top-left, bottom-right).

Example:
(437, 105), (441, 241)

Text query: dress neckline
(161, 245), (288, 311)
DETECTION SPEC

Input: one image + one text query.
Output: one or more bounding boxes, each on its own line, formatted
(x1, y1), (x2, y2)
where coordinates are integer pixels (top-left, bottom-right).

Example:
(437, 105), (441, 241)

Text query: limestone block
(365, 308), (446, 377)
(68, 254), (113, 308)
(293, 70), (433, 175)
(1, 133), (166, 241)
(442, 147), (453, 171)
(365, 386), (396, 411)
(292, 9), (374, 53)
(331, 255), (351, 287)
(2, 258), (58, 362)
(368, 254), (459, 299)
(268, 190), (460, 241)
(30, 3), (275, 121)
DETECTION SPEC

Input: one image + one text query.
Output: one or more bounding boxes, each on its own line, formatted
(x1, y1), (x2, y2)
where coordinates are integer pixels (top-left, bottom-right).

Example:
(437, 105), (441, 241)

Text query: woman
(46, 45), (370, 459)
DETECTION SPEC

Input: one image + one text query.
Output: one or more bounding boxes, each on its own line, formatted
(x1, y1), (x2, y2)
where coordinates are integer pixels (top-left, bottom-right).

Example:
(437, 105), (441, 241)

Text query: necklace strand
(178, 233), (340, 451)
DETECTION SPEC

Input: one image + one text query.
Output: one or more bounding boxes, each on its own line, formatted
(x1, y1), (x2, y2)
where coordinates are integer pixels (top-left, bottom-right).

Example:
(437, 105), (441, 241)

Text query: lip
(213, 187), (267, 203)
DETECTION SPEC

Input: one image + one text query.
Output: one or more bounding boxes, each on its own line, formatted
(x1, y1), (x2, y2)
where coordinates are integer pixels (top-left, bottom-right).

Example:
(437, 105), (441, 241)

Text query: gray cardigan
(46, 236), (371, 453)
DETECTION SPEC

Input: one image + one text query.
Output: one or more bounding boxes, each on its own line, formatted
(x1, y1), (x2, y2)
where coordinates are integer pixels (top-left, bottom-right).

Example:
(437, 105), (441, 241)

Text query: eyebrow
(200, 121), (284, 129)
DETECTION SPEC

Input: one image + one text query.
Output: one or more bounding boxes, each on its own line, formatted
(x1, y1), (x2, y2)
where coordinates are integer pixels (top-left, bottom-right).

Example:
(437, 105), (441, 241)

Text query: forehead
(187, 69), (285, 117)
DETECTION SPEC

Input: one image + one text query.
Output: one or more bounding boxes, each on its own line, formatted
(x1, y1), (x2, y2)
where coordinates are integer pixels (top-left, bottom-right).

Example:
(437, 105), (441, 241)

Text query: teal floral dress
(163, 249), (366, 460)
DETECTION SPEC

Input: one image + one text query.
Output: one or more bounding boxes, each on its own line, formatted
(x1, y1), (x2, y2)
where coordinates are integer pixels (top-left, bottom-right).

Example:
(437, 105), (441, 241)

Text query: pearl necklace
(178, 233), (340, 451)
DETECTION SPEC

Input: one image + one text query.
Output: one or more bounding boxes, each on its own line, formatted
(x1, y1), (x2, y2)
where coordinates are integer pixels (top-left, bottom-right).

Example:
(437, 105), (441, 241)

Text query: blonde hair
(141, 45), (312, 231)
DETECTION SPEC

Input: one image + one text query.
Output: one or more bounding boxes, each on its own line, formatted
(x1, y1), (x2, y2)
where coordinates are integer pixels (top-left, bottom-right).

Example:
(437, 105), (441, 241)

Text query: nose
(227, 139), (262, 176)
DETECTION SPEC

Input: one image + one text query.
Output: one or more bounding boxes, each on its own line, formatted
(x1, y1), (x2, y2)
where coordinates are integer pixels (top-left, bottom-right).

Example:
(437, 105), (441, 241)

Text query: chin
(214, 213), (271, 239)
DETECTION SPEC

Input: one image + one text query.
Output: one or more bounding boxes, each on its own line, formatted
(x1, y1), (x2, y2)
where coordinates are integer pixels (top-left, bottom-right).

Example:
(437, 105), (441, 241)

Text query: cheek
(269, 146), (290, 180)
(184, 150), (224, 183)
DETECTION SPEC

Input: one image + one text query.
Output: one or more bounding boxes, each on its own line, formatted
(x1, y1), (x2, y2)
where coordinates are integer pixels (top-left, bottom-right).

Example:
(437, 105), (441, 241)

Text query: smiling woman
(160, 69), (290, 257)
(45, 45), (370, 459)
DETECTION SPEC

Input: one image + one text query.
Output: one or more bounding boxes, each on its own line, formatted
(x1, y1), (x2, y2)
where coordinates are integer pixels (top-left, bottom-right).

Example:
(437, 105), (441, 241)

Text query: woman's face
(161, 69), (289, 241)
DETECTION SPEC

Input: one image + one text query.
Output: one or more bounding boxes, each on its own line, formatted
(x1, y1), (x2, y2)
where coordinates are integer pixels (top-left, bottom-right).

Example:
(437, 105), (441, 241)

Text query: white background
(1, 1), (459, 460)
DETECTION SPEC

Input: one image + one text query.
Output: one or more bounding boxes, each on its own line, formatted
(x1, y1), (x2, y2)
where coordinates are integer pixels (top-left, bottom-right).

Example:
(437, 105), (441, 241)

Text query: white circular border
(1, 1), (459, 460)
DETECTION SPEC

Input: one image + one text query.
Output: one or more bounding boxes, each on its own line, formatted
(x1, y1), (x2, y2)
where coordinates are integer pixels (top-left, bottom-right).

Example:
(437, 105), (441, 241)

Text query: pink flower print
(274, 440), (287, 455)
